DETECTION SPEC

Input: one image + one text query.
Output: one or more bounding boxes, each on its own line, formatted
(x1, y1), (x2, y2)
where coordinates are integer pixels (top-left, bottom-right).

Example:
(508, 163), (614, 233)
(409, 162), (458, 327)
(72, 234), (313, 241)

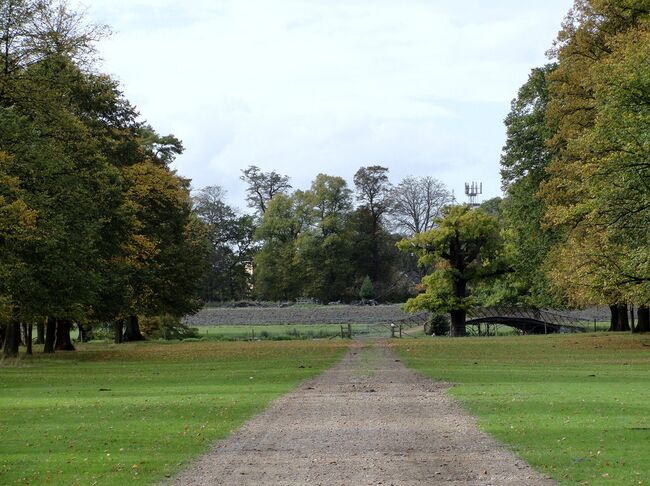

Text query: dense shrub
(426, 314), (450, 336)
(140, 315), (200, 340)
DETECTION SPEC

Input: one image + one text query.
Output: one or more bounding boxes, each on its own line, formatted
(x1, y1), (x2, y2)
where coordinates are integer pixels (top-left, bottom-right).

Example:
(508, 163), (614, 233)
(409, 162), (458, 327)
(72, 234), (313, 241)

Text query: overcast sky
(77, 0), (573, 210)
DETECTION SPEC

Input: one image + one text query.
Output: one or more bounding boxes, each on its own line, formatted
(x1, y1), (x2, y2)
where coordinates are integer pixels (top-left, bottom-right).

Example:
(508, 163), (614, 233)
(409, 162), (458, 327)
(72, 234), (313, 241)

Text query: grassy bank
(0, 340), (347, 485)
(393, 333), (650, 485)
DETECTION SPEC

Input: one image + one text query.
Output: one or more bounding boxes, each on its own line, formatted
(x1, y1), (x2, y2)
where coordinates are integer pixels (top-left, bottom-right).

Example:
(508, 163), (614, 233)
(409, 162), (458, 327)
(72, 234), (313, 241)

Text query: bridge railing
(467, 307), (590, 332)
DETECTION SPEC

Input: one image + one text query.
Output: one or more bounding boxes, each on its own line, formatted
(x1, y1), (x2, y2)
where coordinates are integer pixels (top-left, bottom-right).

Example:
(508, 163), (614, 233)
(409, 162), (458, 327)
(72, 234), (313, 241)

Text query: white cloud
(75, 0), (573, 208)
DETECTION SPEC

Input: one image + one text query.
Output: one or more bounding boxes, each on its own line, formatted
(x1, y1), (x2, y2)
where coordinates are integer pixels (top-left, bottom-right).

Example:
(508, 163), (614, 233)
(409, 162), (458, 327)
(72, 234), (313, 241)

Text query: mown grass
(0, 340), (348, 485)
(392, 333), (650, 485)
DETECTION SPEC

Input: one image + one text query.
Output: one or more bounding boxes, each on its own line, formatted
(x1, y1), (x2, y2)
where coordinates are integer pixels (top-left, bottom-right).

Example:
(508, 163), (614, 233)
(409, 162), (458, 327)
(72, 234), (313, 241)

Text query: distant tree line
(194, 165), (454, 304)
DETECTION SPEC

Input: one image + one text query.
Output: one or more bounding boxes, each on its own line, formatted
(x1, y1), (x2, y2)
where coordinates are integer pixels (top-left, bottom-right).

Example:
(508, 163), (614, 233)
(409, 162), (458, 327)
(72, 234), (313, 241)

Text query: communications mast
(464, 181), (482, 207)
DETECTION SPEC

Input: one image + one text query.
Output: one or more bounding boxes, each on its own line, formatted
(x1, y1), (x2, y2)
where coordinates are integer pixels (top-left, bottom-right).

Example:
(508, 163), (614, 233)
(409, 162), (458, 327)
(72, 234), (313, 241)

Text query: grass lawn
(392, 333), (650, 485)
(0, 340), (348, 485)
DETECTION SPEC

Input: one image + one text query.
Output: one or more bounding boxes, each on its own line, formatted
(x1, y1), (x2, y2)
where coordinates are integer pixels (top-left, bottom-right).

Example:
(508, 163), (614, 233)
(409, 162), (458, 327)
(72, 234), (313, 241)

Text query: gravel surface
(167, 341), (554, 485)
(183, 305), (413, 326)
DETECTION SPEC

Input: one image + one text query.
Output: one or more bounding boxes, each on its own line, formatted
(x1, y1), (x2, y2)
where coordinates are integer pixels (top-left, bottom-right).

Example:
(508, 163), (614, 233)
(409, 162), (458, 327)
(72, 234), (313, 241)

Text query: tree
(193, 186), (233, 229)
(353, 165), (391, 281)
(359, 276), (375, 301)
(399, 205), (508, 336)
(307, 174), (352, 235)
(0, 0), (135, 354)
(0, 0), (37, 83)
(501, 65), (557, 187)
(253, 193), (305, 300)
(139, 125), (184, 166)
(193, 186), (256, 301)
(0, 151), (36, 357)
(119, 161), (208, 332)
(240, 165), (291, 216)
(479, 197), (504, 220)
(540, 1), (650, 320)
(0, 53), (129, 351)
(0, 0), (208, 355)
(0, 0), (107, 90)
(389, 176), (453, 235)
(499, 64), (566, 308)
(294, 174), (356, 302)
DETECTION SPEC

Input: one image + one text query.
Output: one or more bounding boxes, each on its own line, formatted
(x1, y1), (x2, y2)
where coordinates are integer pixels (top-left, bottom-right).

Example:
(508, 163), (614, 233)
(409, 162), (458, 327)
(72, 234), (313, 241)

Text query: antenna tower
(464, 181), (483, 207)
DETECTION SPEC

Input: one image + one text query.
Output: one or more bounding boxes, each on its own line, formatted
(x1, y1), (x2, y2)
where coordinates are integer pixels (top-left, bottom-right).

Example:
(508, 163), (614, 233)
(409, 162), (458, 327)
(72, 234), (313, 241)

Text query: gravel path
(167, 341), (554, 485)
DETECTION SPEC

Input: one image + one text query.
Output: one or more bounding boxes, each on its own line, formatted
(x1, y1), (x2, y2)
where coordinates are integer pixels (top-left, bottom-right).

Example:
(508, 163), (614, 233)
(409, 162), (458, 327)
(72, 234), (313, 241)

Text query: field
(4, 325), (649, 485)
(183, 305), (613, 339)
(183, 304), (411, 326)
(183, 304), (414, 340)
(392, 333), (650, 485)
(0, 340), (347, 485)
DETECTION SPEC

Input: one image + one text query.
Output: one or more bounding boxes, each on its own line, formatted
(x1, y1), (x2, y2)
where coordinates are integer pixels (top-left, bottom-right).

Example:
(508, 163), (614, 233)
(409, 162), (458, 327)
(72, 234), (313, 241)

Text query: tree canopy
(540, 0), (650, 315)
(399, 205), (508, 336)
(0, 0), (208, 357)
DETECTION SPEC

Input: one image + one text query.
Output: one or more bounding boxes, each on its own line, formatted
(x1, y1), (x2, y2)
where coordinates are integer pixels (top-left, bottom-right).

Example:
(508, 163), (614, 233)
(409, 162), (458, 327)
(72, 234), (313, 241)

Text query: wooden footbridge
(466, 307), (588, 334)
(386, 307), (589, 336)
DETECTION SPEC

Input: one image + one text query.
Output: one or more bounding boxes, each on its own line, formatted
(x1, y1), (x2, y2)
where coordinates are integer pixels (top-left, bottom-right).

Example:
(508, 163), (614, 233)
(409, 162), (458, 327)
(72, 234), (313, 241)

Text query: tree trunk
(77, 323), (93, 343)
(114, 319), (124, 344)
(3, 320), (21, 358)
(25, 323), (33, 355)
(450, 309), (466, 337)
(449, 276), (467, 337)
(609, 304), (619, 331)
(0, 322), (5, 348)
(54, 319), (75, 351)
(19, 322), (26, 346)
(618, 304), (630, 332)
(123, 315), (145, 342)
(372, 219), (380, 282)
(35, 319), (45, 344)
(630, 305), (635, 332)
(635, 306), (650, 333)
(21, 323), (30, 354)
(43, 316), (56, 353)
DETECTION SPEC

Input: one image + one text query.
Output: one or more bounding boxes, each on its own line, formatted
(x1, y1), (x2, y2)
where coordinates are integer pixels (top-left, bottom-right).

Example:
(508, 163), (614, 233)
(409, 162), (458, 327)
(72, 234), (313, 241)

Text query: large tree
(116, 158), (208, 341)
(0, 53), (129, 354)
(193, 186), (255, 302)
(253, 193), (306, 300)
(399, 205), (508, 336)
(499, 64), (566, 308)
(0, 151), (36, 357)
(295, 174), (355, 302)
(0, 0), (208, 355)
(251, 173), (369, 303)
(353, 165), (391, 282)
(540, 0), (650, 324)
